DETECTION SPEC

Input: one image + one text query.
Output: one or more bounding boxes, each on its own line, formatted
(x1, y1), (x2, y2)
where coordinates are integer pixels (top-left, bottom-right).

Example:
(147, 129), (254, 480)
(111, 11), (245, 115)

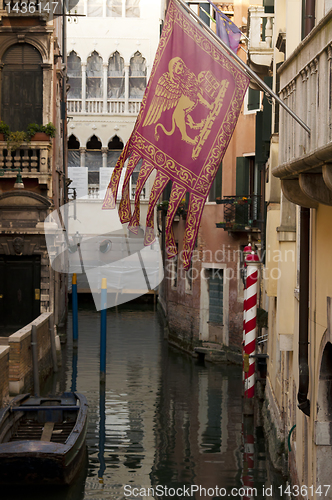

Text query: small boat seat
(41, 422), (54, 441)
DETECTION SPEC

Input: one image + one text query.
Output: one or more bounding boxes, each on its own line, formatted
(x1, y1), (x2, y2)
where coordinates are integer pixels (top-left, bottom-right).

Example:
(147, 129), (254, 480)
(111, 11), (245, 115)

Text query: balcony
(215, 196), (262, 232)
(247, 6), (274, 80)
(272, 11), (332, 208)
(67, 99), (142, 116)
(0, 139), (52, 186)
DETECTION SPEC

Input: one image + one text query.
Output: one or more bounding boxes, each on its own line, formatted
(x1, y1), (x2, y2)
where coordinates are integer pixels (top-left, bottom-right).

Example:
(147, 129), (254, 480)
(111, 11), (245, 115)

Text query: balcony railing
(276, 12), (332, 174)
(0, 141), (51, 176)
(247, 6), (274, 76)
(215, 195), (262, 232)
(67, 99), (141, 115)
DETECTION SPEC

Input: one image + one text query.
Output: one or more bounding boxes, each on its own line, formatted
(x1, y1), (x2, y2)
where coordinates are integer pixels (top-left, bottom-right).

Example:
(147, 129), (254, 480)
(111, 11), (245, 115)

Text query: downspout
(298, 207), (310, 416)
(297, 0), (315, 417)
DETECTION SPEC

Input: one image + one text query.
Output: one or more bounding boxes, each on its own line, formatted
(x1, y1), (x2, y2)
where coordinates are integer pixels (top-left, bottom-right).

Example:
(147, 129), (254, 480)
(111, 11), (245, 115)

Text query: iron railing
(216, 195), (262, 231)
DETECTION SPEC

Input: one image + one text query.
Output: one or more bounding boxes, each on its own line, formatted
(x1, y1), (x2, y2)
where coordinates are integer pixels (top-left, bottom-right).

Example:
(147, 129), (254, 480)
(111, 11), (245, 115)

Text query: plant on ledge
(26, 122), (56, 140)
(157, 199), (187, 218)
(0, 121), (10, 140)
(0, 121), (56, 151)
(7, 131), (28, 152)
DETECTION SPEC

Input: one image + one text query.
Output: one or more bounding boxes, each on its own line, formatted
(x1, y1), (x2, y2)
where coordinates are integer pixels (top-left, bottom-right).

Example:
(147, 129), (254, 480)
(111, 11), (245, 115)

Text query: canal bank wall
(0, 313), (61, 405)
(158, 298), (242, 365)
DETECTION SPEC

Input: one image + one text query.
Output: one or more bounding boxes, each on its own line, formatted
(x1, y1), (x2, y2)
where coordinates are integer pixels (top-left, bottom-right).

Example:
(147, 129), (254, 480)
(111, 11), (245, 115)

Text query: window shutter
(247, 87), (260, 111)
(236, 157), (250, 196)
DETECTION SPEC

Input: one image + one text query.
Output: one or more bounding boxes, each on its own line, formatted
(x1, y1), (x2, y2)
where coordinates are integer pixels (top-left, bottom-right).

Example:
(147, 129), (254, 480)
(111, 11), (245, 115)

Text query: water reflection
(1, 303), (286, 499)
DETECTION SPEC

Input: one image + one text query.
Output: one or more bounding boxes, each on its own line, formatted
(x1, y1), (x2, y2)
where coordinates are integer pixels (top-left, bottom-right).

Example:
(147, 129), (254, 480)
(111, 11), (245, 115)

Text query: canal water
(3, 301), (286, 500)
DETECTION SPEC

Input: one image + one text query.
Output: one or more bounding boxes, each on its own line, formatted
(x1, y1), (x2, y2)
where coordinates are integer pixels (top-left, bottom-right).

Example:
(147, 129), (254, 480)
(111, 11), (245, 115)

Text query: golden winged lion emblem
(143, 57), (229, 158)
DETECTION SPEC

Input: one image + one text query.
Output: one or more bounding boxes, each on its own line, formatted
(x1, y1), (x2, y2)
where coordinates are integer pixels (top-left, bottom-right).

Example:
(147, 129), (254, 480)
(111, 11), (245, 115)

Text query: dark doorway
(0, 255), (41, 334)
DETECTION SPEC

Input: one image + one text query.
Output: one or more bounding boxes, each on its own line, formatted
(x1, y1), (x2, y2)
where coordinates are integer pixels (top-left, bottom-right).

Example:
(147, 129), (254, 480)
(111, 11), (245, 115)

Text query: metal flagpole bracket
(176, 0), (311, 136)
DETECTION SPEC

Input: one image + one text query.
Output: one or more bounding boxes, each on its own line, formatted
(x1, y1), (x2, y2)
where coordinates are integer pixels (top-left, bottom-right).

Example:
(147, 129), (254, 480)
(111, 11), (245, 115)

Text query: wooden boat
(0, 392), (88, 485)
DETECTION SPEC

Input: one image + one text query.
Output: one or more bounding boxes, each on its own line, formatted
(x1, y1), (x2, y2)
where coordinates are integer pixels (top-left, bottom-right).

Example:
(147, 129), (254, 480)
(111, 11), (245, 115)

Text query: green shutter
(209, 161), (222, 201)
(236, 157), (249, 196)
(247, 87), (260, 111)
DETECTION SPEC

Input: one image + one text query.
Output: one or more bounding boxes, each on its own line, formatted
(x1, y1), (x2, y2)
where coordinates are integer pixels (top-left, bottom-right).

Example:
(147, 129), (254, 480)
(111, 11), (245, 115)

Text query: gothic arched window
(86, 51), (103, 99)
(68, 135), (80, 168)
(129, 51), (146, 99)
(1, 43), (42, 131)
(86, 135), (102, 185)
(67, 51), (82, 99)
(108, 52), (124, 98)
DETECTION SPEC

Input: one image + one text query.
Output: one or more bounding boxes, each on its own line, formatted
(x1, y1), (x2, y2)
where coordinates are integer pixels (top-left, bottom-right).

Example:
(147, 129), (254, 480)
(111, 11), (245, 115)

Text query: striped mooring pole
(244, 252), (260, 399)
(72, 273), (78, 344)
(242, 245), (252, 350)
(100, 278), (107, 383)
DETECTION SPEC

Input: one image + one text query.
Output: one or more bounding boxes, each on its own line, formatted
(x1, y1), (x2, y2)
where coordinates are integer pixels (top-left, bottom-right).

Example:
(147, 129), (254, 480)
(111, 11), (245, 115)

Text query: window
(209, 269), (223, 324)
(86, 51), (103, 99)
(86, 135), (102, 185)
(107, 135), (123, 168)
(106, 0), (122, 16)
(129, 52), (147, 98)
(68, 135), (80, 168)
(126, 0), (140, 17)
(1, 43), (42, 131)
(67, 51), (82, 99)
(208, 161), (222, 202)
(188, 2), (210, 26)
(108, 52), (125, 98)
(87, 0), (103, 16)
(244, 87), (261, 114)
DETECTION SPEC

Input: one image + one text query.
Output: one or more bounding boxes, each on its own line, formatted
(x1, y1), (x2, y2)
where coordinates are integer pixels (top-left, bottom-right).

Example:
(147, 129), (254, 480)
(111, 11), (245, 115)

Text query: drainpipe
(297, 0), (315, 417)
(298, 207), (310, 416)
(304, 0), (315, 35)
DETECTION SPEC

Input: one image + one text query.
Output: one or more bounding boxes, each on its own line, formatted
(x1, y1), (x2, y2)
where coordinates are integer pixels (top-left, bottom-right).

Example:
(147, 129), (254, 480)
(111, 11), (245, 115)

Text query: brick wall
(7, 313), (54, 396)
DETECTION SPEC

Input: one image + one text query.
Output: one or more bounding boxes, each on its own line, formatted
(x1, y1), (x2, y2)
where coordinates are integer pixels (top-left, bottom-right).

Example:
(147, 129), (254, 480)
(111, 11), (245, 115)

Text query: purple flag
(206, 0), (241, 53)
(103, 0), (249, 269)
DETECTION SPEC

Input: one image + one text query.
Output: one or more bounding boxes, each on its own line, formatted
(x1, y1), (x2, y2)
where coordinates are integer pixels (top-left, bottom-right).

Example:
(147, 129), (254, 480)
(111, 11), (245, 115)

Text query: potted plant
(0, 121), (10, 141)
(27, 122), (56, 141)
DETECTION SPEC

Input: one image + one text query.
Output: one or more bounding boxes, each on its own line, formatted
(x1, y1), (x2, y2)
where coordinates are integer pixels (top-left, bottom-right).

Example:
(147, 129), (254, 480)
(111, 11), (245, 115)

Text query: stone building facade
(0, 4), (67, 332)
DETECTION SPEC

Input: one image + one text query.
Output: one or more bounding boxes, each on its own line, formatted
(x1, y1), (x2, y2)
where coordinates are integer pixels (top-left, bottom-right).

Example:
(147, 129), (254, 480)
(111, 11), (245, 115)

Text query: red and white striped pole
(244, 252), (260, 399)
(242, 245), (252, 347)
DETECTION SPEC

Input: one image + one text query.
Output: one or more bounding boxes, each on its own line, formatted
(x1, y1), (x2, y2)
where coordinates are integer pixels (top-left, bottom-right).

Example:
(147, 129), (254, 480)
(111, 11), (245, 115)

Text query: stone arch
(0, 36), (48, 63)
(86, 51), (103, 98)
(68, 134), (80, 150)
(316, 301), (332, 489)
(86, 135), (102, 149)
(108, 135), (124, 150)
(129, 51), (147, 99)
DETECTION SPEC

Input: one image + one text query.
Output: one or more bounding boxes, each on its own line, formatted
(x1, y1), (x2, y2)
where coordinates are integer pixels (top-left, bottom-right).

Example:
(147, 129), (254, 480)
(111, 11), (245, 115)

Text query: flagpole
(176, 0), (311, 135)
